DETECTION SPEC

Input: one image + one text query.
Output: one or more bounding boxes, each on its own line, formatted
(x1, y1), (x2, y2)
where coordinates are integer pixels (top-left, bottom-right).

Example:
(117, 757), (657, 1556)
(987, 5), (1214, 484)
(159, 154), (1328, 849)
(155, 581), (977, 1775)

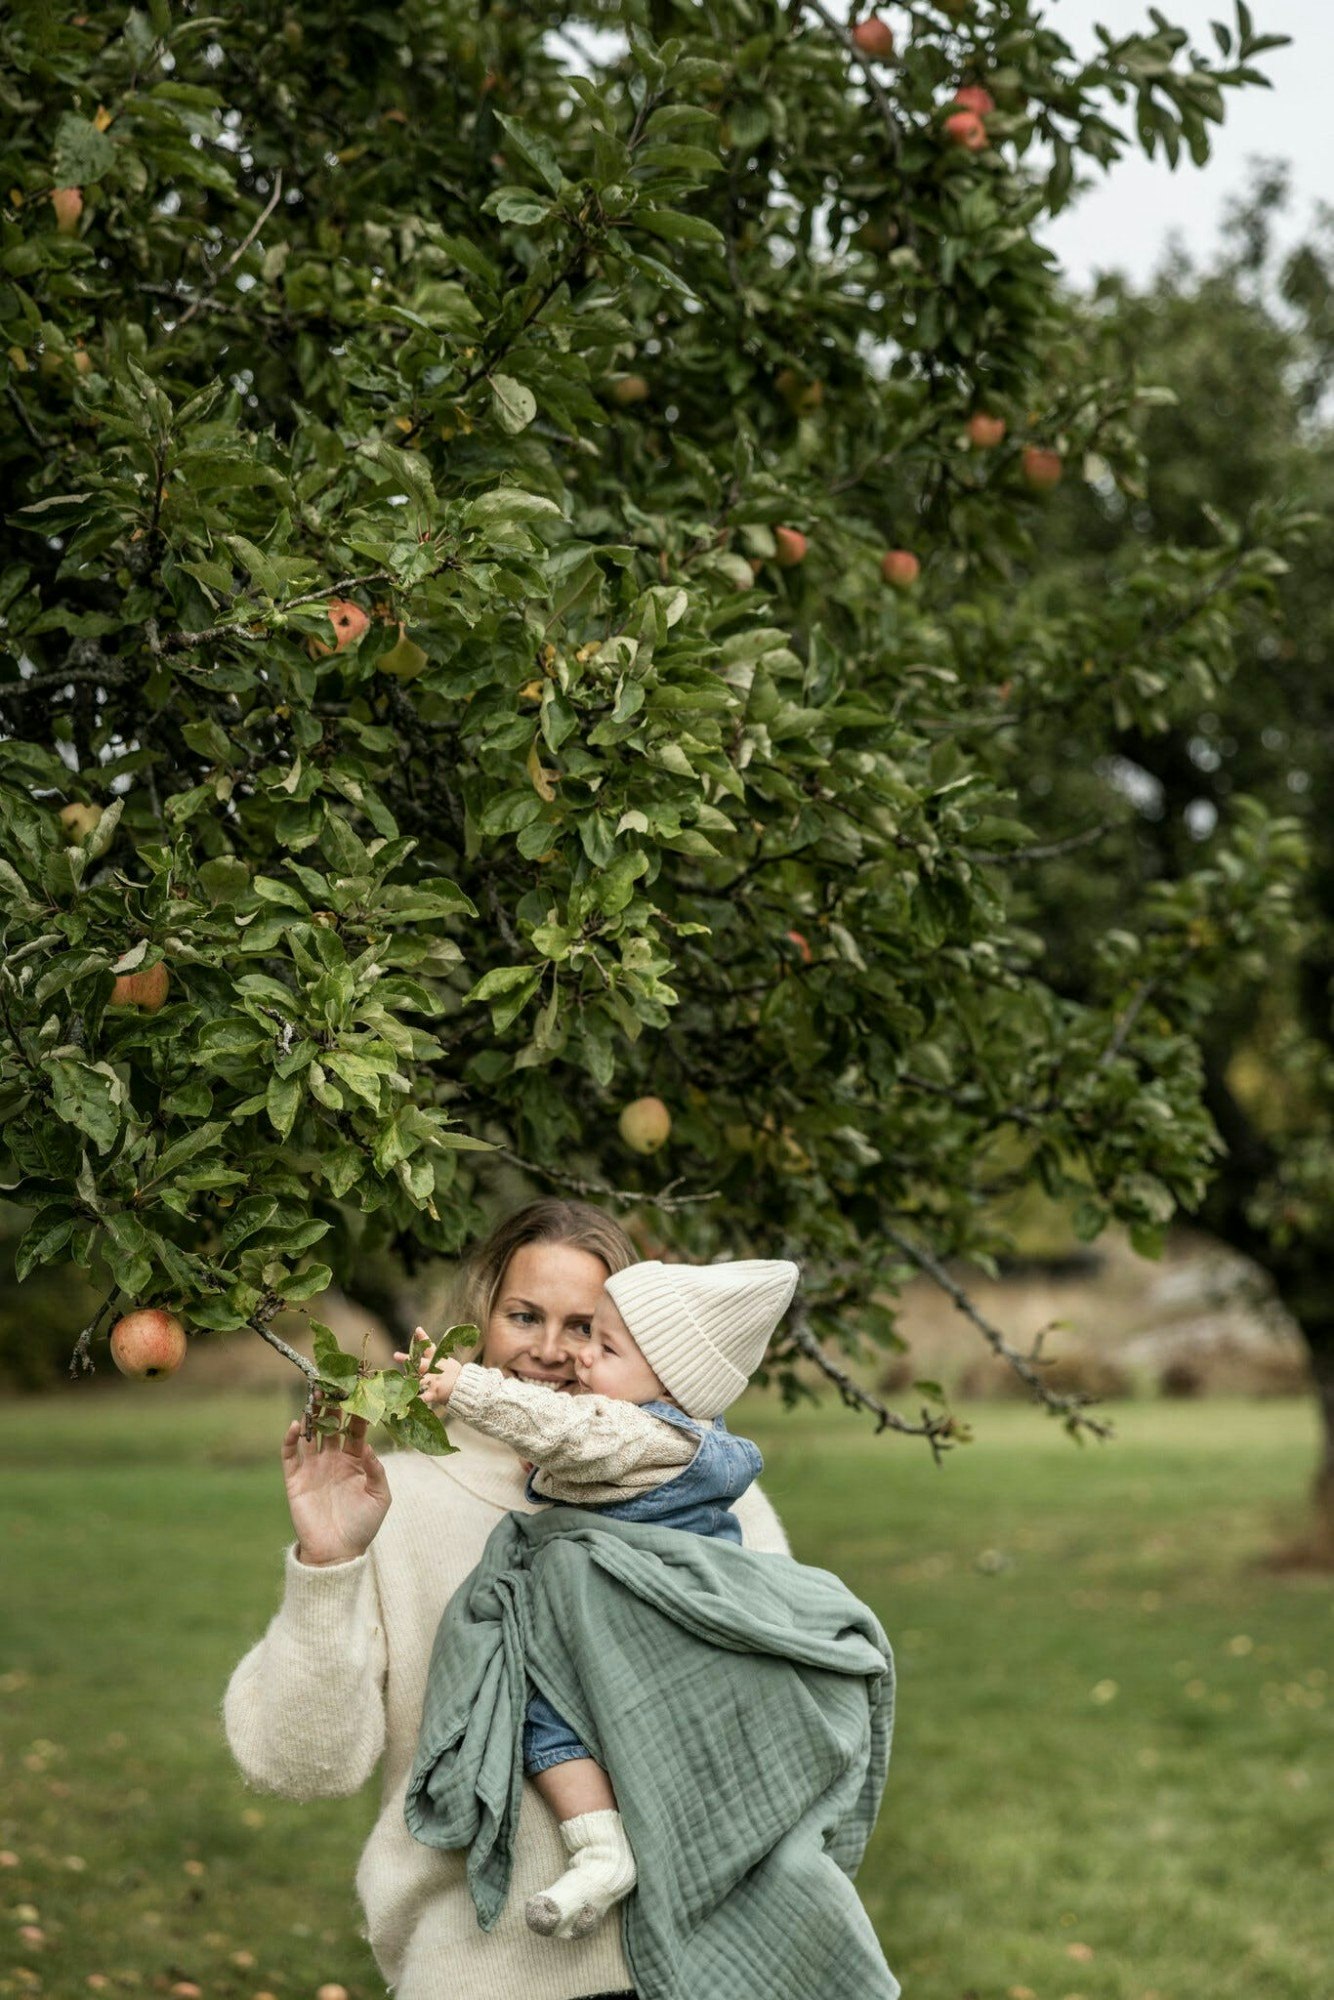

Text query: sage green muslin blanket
(403, 1506), (899, 2000)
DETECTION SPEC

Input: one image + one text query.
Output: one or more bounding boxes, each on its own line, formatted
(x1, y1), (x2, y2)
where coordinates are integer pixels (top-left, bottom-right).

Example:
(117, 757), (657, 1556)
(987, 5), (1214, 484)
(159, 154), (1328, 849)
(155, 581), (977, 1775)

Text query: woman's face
(479, 1240), (608, 1391)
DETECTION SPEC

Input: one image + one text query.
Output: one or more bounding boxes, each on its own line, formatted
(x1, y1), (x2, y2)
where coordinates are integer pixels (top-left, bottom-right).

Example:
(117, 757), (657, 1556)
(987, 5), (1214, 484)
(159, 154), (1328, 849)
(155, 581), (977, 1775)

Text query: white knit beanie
(603, 1258), (800, 1420)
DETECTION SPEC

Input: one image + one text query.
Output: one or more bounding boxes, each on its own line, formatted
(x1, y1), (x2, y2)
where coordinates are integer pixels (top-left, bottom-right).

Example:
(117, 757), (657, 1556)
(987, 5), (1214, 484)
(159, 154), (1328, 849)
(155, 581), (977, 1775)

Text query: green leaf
(490, 375), (537, 434)
(282, 1262), (333, 1304)
(632, 208), (725, 246)
(495, 113), (565, 194)
(45, 1057), (124, 1154)
(53, 112), (116, 185)
(266, 1070), (302, 1138)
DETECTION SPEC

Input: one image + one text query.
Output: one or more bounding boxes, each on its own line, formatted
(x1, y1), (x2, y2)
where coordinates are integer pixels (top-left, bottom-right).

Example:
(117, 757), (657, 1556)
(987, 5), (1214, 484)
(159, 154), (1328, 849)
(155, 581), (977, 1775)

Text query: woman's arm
(220, 1392), (391, 1800)
(221, 1544), (390, 1800)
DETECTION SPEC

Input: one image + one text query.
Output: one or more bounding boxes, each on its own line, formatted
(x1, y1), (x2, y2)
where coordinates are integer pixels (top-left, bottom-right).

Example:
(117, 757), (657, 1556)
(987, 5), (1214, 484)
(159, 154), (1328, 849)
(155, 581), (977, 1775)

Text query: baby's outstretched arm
(393, 1334), (696, 1487)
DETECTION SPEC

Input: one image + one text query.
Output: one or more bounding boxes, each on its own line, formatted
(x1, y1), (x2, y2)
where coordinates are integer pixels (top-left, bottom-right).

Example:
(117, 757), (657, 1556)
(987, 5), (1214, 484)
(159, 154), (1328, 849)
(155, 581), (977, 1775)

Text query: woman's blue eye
(511, 1311), (539, 1325)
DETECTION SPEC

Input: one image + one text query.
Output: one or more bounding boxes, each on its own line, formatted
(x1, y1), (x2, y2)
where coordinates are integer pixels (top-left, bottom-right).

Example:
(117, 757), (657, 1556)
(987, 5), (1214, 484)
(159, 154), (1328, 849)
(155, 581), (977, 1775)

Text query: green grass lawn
(0, 1389), (1330, 2000)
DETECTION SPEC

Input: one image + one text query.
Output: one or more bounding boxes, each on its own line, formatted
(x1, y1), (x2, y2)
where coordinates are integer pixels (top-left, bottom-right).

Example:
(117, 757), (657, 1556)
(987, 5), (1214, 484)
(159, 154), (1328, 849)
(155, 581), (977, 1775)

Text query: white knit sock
(524, 1808), (638, 1941)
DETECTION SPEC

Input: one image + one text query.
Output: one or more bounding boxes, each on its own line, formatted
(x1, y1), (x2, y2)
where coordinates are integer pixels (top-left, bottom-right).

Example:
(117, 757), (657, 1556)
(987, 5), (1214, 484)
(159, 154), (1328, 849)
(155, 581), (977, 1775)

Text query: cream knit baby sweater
(220, 1411), (790, 2000)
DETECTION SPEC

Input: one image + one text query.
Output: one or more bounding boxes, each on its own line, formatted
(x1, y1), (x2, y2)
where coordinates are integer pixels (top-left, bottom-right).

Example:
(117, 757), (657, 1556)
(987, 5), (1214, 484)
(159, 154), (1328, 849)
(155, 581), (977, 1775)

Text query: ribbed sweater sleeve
(220, 1542), (389, 1800)
(446, 1363), (698, 1493)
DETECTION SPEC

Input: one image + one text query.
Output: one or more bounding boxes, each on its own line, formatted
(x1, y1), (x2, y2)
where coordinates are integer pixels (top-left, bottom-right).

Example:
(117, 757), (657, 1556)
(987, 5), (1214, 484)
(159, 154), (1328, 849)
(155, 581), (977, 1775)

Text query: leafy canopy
(0, 1), (1302, 1441)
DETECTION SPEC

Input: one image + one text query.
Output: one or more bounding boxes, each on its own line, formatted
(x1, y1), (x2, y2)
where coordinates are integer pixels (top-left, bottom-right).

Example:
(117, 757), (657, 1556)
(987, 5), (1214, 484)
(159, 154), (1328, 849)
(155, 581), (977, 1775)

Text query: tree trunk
(1307, 1331), (1334, 1561)
(1198, 1057), (1334, 1565)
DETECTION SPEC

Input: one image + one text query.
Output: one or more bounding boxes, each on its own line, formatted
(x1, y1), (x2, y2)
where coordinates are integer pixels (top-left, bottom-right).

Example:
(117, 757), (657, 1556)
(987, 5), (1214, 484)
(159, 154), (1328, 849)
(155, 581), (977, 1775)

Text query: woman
(222, 1199), (793, 2000)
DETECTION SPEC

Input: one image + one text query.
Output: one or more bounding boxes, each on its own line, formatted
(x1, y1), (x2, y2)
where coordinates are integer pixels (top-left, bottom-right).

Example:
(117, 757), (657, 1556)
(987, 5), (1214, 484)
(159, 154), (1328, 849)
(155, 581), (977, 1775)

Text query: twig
(6, 382), (46, 450)
(897, 1070), (1045, 1131)
(775, 1295), (961, 1460)
(1097, 975), (1157, 1070)
(484, 881), (522, 955)
(67, 1291), (119, 1379)
(963, 820), (1112, 866)
(881, 1220), (1116, 1437)
(498, 1149), (721, 1212)
(798, 0), (905, 166)
(164, 571), (391, 648)
(0, 663), (126, 702)
(176, 169), (285, 329)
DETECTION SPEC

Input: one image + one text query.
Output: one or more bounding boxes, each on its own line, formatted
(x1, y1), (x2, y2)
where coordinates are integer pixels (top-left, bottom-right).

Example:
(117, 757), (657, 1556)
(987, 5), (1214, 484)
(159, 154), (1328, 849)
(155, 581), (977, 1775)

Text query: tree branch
(964, 820), (1113, 866)
(498, 1149), (721, 1212)
(881, 1220), (1116, 1437)
(798, 0), (906, 166)
(175, 170), (285, 329)
(773, 1293), (962, 1460)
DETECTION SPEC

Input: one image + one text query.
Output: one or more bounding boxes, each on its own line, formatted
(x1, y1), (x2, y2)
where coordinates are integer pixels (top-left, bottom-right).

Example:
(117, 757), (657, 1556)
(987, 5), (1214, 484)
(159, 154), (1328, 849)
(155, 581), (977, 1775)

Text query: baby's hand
(393, 1328), (462, 1409)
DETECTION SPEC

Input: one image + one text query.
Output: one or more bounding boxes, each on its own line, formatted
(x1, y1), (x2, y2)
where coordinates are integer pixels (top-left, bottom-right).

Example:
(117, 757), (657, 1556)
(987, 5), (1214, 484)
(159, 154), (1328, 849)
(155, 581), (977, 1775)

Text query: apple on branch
(109, 960), (170, 1011)
(50, 187), (83, 235)
(1021, 445), (1063, 491)
(943, 109), (988, 152)
(967, 411), (1006, 449)
(851, 17), (895, 60)
(307, 597), (371, 659)
(110, 1309), (187, 1379)
(58, 802), (102, 844)
(619, 1096), (672, 1154)
(881, 549), (921, 589)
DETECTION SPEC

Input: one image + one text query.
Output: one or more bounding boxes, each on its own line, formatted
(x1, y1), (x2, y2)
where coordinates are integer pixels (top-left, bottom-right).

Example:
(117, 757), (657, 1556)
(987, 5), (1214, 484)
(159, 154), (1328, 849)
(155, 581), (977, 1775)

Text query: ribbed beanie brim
(604, 1258), (800, 1419)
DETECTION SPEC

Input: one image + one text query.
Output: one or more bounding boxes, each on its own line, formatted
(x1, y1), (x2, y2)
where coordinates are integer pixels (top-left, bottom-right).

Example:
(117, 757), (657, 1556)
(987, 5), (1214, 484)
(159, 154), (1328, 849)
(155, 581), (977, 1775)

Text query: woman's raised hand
(281, 1386), (393, 1568)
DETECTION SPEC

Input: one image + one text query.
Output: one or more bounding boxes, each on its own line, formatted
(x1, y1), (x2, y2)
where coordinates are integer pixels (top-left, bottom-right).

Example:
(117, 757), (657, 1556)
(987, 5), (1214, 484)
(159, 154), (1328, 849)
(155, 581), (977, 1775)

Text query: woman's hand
(282, 1387), (392, 1568)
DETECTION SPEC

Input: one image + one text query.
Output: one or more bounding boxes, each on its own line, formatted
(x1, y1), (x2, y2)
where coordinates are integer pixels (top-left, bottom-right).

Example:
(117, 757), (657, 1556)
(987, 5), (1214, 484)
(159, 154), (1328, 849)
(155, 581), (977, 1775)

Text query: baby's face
(573, 1294), (668, 1404)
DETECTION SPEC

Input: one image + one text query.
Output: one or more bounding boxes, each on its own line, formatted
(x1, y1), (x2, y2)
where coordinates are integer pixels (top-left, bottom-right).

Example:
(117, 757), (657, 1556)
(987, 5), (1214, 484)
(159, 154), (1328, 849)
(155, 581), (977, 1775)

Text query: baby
(394, 1255), (799, 1944)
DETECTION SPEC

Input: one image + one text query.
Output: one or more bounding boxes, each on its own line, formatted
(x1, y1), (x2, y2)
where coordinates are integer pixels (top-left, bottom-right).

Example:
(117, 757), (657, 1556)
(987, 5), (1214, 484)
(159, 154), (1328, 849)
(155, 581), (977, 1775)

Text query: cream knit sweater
(220, 1413), (790, 2000)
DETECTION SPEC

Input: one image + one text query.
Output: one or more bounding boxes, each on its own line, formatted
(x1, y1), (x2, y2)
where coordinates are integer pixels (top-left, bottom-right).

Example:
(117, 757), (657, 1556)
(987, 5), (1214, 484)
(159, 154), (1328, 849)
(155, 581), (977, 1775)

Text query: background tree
(0, 0), (1303, 1451)
(1012, 169), (1334, 1553)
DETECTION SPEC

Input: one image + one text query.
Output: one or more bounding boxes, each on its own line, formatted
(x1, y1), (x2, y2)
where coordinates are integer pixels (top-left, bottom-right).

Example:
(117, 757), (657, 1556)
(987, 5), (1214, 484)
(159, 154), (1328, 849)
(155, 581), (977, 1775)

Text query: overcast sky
(1035, 1), (1327, 287)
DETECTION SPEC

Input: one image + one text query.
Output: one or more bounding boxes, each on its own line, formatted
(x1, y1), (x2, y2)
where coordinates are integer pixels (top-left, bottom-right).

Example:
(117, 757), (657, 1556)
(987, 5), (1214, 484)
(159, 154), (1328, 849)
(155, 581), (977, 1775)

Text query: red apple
(953, 85), (996, 116)
(109, 961), (170, 1011)
(609, 374), (650, 406)
(1021, 445), (1063, 491)
(851, 17), (895, 59)
(967, 411), (1006, 449)
(109, 1309), (187, 1380)
(943, 110), (988, 152)
(881, 549), (920, 589)
(308, 597), (370, 659)
(51, 187), (83, 235)
(773, 526), (808, 568)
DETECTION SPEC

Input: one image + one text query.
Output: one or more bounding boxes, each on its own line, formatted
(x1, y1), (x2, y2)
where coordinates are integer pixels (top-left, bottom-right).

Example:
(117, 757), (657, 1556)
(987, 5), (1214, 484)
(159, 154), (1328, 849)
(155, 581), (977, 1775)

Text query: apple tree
(0, 0), (1303, 1446)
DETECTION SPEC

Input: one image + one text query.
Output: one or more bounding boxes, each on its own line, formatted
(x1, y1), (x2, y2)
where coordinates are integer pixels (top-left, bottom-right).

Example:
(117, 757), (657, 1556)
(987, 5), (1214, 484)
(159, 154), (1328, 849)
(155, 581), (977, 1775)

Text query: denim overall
(522, 1401), (764, 1774)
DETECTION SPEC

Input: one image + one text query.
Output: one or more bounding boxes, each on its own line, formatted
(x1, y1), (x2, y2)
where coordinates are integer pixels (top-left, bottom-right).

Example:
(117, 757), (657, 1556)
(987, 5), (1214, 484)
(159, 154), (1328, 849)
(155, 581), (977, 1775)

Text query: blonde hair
(453, 1198), (638, 1345)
